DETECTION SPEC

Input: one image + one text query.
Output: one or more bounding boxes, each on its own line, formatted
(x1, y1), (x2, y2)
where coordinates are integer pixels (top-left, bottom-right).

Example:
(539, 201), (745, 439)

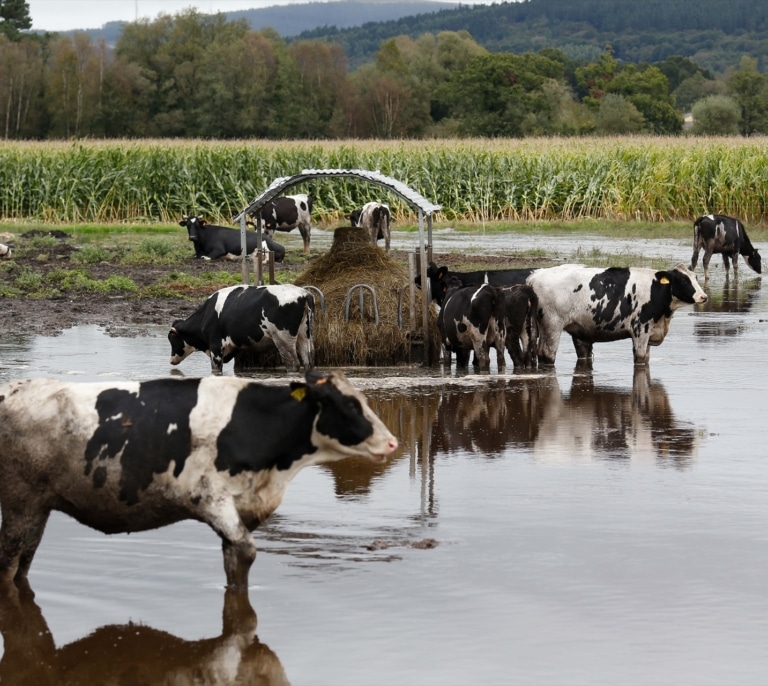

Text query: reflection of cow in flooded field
(0, 589), (289, 686)
(424, 367), (698, 467)
(694, 277), (763, 340)
(533, 366), (699, 467)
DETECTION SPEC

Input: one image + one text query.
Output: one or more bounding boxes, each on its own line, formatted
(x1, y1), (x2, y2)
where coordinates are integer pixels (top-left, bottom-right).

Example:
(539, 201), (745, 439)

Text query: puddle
(1, 237), (768, 685)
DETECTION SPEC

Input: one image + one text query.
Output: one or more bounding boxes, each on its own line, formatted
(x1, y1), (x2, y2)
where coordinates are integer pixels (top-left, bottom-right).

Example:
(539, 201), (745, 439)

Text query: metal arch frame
(233, 168), (442, 363)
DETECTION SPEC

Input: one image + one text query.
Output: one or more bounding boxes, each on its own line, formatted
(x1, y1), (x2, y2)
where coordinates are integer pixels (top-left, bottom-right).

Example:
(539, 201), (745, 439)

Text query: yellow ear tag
(660, 277), (669, 285)
(291, 387), (307, 402)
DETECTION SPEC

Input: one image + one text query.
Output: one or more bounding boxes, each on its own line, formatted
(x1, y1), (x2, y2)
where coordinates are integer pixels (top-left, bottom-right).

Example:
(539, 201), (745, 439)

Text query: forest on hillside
(1, 1), (767, 140)
(299, 0), (768, 74)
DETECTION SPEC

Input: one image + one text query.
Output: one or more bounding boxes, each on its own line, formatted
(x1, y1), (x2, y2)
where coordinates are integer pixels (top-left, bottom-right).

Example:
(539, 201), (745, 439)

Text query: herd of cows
(0, 209), (762, 597)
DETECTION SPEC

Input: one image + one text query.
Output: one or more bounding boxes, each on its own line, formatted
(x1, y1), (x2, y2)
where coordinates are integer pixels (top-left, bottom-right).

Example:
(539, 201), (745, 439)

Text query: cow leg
(455, 348), (470, 368)
(536, 317), (562, 366)
(297, 333), (314, 370)
(631, 334), (651, 365)
(571, 336), (593, 360)
(273, 337), (301, 372)
(0, 504), (50, 589)
(204, 504), (257, 589)
(702, 250), (713, 281)
(299, 227), (311, 254)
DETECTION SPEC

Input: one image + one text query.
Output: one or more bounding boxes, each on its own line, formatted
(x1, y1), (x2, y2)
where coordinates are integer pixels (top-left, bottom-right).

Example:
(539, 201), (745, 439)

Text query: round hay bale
(295, 226), (437, 367)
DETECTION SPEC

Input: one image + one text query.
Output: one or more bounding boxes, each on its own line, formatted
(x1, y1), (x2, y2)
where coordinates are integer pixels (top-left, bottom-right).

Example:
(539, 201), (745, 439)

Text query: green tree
(605, 64), (682, 134)
(0, 0), (31, 40)
(446, 51), (564, 137)
(0, 35), (45, 137)
(594, 93), (644, 134)
(691, 95), (741, 135)
(728, 56), (768, 135)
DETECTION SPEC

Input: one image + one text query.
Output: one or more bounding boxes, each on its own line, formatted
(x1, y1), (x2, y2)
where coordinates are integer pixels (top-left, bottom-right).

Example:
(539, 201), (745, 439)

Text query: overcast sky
(28, 0), (495, 32)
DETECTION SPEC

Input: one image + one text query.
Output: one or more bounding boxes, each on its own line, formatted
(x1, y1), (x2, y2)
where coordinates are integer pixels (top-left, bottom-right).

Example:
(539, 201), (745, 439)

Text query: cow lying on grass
(0, 372), (398, 593)
(180, 215), (286, 263)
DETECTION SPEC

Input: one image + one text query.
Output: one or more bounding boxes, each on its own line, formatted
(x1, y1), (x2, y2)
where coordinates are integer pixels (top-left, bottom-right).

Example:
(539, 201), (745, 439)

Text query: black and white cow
(349, 202), (392, 252)
(169, 284), (314, 374)
(259, 194), (313, 254)
(526, 263), (708, 365)
(438, 280), (506, 370)
(417, 262), (536, 305)
(499, 284), (539, 369)
(0, 243), (10, 258)
(0, 372), (398, 592)
(690, 214), (762, 281)
(179, 215), (286, 263)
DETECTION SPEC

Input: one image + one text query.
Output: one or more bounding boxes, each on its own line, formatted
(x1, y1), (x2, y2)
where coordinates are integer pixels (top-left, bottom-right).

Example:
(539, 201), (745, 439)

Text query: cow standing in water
(169, 284), (315, 374)
(690, 214), (762, 281)
(527, 263), (708, 365)
(0, 372), (398, 593)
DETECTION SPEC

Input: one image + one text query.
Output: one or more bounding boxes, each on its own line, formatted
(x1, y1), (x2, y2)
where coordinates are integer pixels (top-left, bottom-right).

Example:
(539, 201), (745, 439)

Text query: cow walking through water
(690, 214), (762, 281)
(0, 372), (398, 593)
(169, 284), (315, 374)
(527, 263), (708, 365)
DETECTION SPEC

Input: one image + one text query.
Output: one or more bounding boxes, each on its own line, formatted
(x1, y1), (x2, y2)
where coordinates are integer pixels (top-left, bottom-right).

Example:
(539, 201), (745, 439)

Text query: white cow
(527, 263), (708, 365)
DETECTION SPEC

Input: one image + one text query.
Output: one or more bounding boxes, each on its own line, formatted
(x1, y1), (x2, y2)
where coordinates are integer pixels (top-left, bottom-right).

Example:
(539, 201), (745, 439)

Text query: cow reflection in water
(428, 366), (699, 467)
(694, 276), (762, 340)
(0, 588), (289, 686)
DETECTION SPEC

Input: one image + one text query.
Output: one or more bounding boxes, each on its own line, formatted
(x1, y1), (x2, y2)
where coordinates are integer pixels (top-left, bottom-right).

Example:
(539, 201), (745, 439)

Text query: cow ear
(654, 271), (671, 285)
(179, 218), (187, 226)
(437, 267), (448, 280)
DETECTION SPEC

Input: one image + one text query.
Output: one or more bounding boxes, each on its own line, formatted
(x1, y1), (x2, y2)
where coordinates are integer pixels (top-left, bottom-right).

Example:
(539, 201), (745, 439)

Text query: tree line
(2, 6), (768, 140)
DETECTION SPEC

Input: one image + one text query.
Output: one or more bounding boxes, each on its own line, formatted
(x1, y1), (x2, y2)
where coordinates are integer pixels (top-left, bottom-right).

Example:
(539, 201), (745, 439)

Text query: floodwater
(1, 234), (768, 685)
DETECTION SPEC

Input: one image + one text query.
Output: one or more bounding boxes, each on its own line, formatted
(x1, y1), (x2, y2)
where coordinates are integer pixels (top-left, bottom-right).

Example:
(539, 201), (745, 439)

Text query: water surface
(1, 236), (767, 685)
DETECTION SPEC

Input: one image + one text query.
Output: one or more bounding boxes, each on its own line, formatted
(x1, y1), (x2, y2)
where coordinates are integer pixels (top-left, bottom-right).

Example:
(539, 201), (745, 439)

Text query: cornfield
(2, 136), (768, 225)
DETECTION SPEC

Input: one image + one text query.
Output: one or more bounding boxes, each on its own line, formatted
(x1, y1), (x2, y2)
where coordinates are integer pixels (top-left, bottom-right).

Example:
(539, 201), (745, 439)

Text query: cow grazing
(259, 194), (313, 254)
(169, 284), (315, 374)
(438, 280), (506, 370)
(179, 215), (286, 263)
(349, 202), (393, 251)
(526, 263), (708, 365)
(0, 372), (398, 592)
(416, 262), (535, 305)
(0, 243), (10, 258)
(690, 214), (762, 281)
(499, 284), (539, 369)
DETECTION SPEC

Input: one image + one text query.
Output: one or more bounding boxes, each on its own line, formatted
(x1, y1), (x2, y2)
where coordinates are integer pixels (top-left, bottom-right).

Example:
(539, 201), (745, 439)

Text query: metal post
(239, 214), (249, 284)
(418, 209), (431, 365)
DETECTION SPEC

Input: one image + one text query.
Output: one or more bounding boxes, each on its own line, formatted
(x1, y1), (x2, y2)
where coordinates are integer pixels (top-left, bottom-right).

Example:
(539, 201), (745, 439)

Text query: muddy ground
(0, 231), (519, 339)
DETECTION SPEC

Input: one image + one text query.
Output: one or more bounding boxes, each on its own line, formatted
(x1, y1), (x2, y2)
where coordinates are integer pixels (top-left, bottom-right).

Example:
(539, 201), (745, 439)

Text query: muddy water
(1, 236), (768, 685)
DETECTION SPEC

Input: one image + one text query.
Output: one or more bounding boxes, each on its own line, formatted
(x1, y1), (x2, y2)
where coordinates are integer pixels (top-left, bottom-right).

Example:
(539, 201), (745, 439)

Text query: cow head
(168, 322), (206, 365)
(656, 264), (708, 307)
(348, 209), (363, 227)
(179, 215), (207, 243)
(414, 262), (451, 305)
(745, 248), (762, 274)
(291, 371), (398, 463)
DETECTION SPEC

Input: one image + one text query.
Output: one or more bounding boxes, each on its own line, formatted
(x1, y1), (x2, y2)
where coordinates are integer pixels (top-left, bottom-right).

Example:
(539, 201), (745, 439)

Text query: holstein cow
(438, 279), (506, 370)
(0, 372), (398, 592)
(0, 243), (10, 258)
(349, 202), (392, 251)
(690, 214), (762, 281)
(499, 284), (539, 369)
(526, 263), (708, 365)
(416, 262), (536, 306)
(259, 194), (313, 254)
(180, 215), (285, 263)
(169, 284), (314, 374)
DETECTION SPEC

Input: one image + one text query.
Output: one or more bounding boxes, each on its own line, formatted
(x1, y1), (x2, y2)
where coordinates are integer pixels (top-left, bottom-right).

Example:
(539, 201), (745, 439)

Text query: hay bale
(295, 226), (437, 367)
